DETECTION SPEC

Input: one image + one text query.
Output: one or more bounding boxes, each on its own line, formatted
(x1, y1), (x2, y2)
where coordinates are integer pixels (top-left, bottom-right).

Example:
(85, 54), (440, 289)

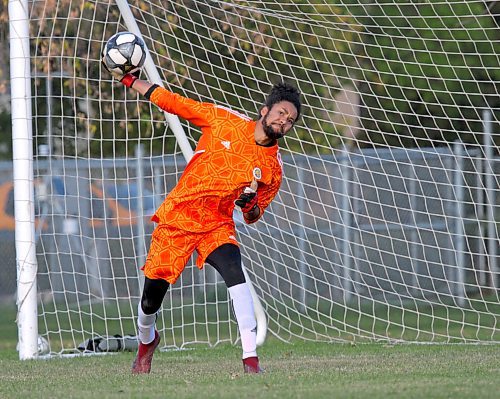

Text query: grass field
(1, 303), (499, 398)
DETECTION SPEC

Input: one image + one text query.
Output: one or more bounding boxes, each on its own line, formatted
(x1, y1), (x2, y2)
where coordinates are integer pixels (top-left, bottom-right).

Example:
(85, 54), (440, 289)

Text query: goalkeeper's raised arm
(102, 56), (302, 375)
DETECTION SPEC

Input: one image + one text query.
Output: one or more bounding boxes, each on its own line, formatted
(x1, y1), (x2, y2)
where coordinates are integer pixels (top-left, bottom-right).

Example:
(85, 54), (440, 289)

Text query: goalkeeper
(102, 59), (301, 374)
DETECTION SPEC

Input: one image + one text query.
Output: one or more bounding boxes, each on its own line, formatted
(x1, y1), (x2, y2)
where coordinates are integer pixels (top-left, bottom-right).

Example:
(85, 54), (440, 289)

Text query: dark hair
(262, 82), (302, 120)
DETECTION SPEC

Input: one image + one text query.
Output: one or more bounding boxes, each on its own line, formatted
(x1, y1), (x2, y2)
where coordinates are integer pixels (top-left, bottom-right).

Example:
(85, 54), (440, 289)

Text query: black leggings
(205, 243), (246, 288)
(140, 243), (245, 314)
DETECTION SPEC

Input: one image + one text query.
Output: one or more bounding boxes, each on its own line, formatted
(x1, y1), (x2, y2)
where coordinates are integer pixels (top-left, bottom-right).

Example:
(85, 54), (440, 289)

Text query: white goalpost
(10, 0), (499, 359)
(9, 0), (38, 360)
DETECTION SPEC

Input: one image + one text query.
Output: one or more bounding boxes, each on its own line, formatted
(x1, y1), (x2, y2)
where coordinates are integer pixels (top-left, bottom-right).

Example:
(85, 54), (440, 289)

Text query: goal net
(11, 0), (499, 357)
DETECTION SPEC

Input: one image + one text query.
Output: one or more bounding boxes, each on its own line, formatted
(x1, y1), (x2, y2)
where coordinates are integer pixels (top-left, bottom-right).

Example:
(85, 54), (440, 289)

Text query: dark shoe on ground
(131, 330), (160, 374)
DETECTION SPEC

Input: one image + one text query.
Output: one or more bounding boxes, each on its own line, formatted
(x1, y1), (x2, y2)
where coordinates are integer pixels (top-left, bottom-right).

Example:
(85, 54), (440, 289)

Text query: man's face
(261, 101), (298, 140)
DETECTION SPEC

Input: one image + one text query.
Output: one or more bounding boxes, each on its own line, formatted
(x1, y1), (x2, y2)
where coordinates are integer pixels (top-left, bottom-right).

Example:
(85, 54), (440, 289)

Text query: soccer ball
(15, 335), (50, 356)
(102, 32), (146, 75)
(37, 335), (50, 355)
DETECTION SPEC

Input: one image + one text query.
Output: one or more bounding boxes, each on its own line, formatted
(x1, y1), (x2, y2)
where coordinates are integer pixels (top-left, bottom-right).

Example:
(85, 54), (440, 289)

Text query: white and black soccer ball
(16, 335), (50, 356)
(102, 32), (146, 75)
(37, 335), (50, 355)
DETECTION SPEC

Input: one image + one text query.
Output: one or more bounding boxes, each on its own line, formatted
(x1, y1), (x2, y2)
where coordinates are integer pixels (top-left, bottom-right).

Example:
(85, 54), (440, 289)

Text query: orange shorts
(142, 223), (238, 284)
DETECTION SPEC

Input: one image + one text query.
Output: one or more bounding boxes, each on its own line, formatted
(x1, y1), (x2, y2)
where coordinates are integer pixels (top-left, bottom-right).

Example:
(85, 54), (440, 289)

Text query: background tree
(1, 1), (498, 159)
(349, 1), (500, 148)
(0, 0), (11, 160)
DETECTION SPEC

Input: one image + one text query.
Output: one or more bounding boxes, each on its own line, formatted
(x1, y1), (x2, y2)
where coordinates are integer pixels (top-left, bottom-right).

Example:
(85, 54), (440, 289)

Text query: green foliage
(139, 1), (361, 155)
(355, 1), (500, 148)
(2, 1), (498, 157)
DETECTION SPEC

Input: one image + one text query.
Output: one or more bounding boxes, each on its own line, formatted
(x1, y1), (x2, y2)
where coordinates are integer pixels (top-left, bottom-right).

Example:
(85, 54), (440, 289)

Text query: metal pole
(341, 147), (352, 303)
(114, 0), (193, 162)
(482, 109), (498, 290)
(135, 144), (146, 288)
(297, 157), (307, 313)
(9, 0), (38, 359)
(409, 162), (420, 296)
(474, 155), (486, 287)
(44, 75), (60, 298)
(453, 142), (466, 307)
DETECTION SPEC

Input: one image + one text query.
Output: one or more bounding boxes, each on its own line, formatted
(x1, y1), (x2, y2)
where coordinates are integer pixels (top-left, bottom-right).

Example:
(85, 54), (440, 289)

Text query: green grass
(1, 303), (500, 399)
(1, 340), (499, 399)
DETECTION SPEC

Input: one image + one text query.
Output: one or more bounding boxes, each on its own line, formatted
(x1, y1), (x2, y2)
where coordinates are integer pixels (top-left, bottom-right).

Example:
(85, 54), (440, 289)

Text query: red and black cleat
(243, 356), (264, 374)
(131, 330), (160, 374)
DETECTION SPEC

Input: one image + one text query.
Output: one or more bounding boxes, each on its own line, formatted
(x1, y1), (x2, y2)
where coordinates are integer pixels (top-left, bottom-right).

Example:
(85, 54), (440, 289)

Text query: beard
(262, 114), (285, 141)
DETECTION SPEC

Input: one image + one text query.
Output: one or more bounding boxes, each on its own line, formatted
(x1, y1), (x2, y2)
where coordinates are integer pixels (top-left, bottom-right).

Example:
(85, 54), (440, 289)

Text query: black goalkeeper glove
(235, 187), (258, 213)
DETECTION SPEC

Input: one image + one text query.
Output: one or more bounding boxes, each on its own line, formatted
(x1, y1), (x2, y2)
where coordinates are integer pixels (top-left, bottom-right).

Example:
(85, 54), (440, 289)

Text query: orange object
(0, 181), (15, 231)
(142, 223), (239, 284)
(143, 87), (283, 282)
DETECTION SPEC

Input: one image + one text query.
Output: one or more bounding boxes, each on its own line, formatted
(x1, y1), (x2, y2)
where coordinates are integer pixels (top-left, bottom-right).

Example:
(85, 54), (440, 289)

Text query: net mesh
(23, 0), (499, 354)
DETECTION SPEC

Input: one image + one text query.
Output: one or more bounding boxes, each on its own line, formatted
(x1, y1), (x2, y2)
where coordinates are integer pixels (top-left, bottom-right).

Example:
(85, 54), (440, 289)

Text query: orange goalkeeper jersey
(148, 87), (283, 232)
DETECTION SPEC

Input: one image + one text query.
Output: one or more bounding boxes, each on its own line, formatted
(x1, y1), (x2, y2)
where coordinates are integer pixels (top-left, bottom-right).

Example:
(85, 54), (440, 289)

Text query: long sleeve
(148, 86), (214, 128)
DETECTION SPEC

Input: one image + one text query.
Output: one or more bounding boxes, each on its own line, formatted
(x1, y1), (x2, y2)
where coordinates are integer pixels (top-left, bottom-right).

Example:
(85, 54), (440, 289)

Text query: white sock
(228, 283), (257, 359)
(137, 302), (156, 344)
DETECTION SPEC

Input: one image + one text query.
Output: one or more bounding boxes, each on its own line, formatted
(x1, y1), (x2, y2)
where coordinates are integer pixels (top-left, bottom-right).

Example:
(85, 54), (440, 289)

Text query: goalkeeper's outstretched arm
(125, 78), (153, 97)
(114, 73), (153, 97)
